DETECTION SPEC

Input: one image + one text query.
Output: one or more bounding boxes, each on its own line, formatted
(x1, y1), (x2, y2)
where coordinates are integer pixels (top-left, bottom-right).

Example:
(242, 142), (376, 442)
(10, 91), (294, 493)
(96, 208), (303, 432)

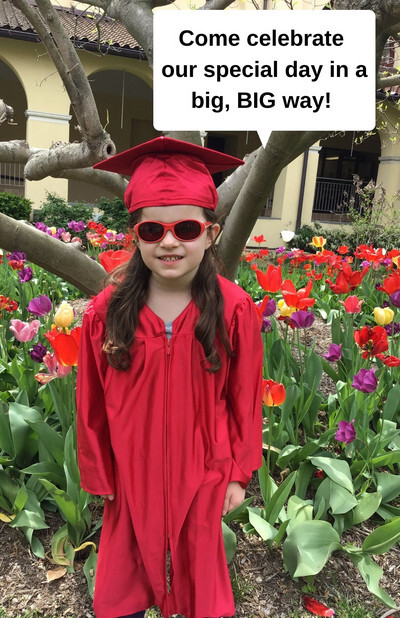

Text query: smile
(158, 256), (183, 262)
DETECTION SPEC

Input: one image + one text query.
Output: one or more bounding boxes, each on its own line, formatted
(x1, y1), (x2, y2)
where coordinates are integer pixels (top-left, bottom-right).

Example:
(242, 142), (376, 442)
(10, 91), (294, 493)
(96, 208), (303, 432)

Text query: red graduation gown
(76, 275), (263, 618)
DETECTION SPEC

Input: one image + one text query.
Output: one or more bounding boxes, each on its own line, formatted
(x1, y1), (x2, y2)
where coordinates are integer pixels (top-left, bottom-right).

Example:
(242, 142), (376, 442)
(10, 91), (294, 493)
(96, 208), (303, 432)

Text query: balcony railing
(312, 177), (360, 219)
(0, 163), (25, 189)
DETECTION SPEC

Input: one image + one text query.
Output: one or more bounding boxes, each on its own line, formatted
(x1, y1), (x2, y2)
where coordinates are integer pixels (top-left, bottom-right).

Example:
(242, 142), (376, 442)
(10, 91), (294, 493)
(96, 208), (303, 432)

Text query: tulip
(44, 326), (81, 366)
(311, 236), (326, 249)
(27, 295), (52, 317)
(29, 342), (48, 363)
(335, 419), (356, 445)
(255, 264), (282, 293)
(290, 310), (315, 329)
(10, 319), (40, 342)
(389, 290), (400, 308)
(253, 234), (266, 244)
(322, 343), (342, 362)
(278, 299), (295, 317)
(351, 368), (378, 393)
(35, 352), (72, 384)
(340, 295), (363, 314)
(18, 266), (33, 283)
(376, 354), (400, 367)
(262, 379), (286, 407)
(98, 249), (134, 273)
(281, 230), (295, 242)
(53, 301), (74, 328)
(374, 306), (394, 326)
(354, 325), (388, 359)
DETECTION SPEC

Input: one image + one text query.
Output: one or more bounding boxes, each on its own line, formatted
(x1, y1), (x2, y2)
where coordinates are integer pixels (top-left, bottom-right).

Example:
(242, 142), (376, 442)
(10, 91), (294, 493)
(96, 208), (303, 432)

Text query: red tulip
(281, 279), (315, 310)
(354, 325), (388, 359)
(253, 234), (266, 244)
(99, 249), (134, 273)
(303, 596), (335, 616)
(376, 354), (400, 367)
(262, 379), (286, 407)
(45, 326), (81, 366)
(255, 264), (282, 293)
(339, 295), (363, 314)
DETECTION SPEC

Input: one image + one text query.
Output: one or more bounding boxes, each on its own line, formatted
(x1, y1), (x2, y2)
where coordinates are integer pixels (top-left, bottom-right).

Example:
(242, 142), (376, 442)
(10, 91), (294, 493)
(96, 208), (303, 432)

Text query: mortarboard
(93, 136), (244, 213)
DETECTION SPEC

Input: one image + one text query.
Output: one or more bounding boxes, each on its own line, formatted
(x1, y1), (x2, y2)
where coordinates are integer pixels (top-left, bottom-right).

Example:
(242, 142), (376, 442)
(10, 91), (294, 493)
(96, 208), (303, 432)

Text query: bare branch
(377, 73), (400, 89)
(0, 213), (105, 295)
(55, 167), (127, 199)
(199, 0), (237, 10)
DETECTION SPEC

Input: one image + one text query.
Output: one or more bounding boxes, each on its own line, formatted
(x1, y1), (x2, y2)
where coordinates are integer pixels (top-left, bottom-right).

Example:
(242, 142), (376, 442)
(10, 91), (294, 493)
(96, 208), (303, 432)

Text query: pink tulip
(35, 352), (72, 384)
(10, 319), (40, 342)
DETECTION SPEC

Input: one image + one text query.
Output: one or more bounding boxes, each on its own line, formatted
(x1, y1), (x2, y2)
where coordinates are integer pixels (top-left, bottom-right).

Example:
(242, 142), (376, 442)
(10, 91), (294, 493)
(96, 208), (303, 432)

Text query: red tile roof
(0, 0), (143, 56)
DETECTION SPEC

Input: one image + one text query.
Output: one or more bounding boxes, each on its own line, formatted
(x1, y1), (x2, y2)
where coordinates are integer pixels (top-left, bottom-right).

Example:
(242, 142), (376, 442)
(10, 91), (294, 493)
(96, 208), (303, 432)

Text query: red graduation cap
(93, 136), (244, 213)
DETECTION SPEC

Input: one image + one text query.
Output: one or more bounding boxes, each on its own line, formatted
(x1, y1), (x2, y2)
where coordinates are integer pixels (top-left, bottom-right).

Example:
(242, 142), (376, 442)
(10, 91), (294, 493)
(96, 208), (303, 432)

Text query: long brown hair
(103, 208), (232, 372)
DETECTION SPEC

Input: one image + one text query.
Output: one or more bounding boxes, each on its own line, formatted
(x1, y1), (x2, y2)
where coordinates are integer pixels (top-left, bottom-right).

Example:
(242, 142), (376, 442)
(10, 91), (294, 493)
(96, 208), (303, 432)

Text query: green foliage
(33, 192), (93, 230)
(290, 222), (354, 253)
(0, 191), (32, 220)
(95, 196), (129, 232)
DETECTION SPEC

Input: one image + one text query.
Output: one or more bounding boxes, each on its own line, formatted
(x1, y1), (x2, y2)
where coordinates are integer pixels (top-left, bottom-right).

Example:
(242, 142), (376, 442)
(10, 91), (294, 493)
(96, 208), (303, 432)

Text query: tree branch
(199, 0), (237, 10)
(0, 213), (105, 295)
(377, 73), (400, 89)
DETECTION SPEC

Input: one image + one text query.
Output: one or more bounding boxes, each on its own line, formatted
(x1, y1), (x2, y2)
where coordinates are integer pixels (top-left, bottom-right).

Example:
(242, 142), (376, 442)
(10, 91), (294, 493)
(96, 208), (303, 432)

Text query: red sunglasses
(134, 219), (213, 243)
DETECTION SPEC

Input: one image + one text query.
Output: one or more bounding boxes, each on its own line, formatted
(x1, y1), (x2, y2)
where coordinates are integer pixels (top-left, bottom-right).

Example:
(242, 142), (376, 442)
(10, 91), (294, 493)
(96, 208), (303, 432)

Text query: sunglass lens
(138, 222), (164, 242)
(175, 220), (202, 240)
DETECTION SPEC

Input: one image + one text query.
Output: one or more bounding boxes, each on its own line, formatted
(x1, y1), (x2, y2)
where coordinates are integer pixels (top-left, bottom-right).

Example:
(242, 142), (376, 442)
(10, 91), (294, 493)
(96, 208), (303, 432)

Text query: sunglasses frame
(133, 219), (213, 243)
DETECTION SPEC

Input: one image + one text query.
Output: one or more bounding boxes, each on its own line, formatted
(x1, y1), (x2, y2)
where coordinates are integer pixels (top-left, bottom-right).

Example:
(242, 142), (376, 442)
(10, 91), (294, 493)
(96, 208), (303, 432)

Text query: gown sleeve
(227, 296), (263, 488)
(76, 301), (115, 496)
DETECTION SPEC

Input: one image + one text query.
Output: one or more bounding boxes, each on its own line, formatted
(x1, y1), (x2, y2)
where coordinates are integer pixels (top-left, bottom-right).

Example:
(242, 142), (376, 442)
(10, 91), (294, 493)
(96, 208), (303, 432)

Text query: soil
(1, 304), (400, 618)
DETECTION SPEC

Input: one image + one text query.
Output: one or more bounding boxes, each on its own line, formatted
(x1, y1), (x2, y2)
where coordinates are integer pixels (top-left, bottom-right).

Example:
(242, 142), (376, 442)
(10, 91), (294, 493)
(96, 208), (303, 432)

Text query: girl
(76, 137), (263, 618)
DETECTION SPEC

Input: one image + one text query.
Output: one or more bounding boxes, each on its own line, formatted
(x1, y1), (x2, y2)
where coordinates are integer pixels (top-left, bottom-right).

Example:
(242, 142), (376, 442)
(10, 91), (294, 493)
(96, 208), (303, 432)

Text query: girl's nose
(160, 230), (179, 246)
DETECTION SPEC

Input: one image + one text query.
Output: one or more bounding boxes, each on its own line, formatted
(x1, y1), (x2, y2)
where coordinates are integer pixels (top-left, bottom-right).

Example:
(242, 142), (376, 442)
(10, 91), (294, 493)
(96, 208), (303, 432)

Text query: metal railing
(0, 162), (25, 188)
(312, 177), (360, 216)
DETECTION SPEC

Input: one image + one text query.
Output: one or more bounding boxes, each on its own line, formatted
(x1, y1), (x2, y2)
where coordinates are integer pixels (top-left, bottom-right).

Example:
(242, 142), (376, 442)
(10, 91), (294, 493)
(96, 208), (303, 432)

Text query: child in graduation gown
(76, 137), (263, 618)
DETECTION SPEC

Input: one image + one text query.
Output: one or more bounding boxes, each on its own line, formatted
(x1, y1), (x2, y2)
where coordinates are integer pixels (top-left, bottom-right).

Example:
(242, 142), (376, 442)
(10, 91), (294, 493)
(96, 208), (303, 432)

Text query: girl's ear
(205, 223), (220, 250)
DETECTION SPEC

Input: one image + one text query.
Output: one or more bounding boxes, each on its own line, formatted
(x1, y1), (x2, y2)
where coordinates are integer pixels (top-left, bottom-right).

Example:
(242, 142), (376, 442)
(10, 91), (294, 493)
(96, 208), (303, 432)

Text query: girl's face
(134, 205), (219, 290)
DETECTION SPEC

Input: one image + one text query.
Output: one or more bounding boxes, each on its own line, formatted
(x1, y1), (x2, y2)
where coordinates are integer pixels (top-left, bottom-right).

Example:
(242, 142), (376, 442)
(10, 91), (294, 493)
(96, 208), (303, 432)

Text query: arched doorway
(68, 69), (159, 203)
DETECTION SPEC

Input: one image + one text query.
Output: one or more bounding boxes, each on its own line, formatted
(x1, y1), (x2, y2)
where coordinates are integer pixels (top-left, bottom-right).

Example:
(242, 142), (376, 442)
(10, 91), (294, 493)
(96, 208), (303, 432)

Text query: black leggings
(119, 612), (145, 618)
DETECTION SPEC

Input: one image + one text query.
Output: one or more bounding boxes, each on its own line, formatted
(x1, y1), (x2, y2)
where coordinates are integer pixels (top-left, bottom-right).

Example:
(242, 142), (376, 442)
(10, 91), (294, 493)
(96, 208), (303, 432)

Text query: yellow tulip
(311, 236), (327, 249)
(373, 307), (394, 326)
(49, 227), (57, 236)
(278, 299), (295, 317)
(54, 301), (74, 328)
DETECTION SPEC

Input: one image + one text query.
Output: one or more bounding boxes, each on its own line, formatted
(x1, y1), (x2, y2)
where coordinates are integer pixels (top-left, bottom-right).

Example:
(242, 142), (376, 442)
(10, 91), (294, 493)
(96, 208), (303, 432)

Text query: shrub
(33, 193), (93, 229)
(0, 191), (32, 220)
(95, 196), (129, 233)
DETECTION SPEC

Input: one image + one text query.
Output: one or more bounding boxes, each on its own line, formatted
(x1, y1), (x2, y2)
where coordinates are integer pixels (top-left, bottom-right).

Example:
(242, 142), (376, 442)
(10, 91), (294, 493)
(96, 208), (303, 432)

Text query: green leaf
(248, 510), (278, 541)
(0, 407), (13, 455)
(222, 496), (253, 523)
(362, 517), (400, 555)
(39, 479), (85, 545)
(328, 480), (358, 515)
(26, 421), (64, 466)
(263, 471), (296, 525)
(222, 520), (237, 563)
(383, 385), (400, 421)
(8, 402), (41, 468)
(347, 552), (396, 608)
(375, 472), (400, 504)
(9, 509), (48, 530)
(352, 493), (382, 525)
(21, 462), (66, 489)
(64, 426), (81, 504)
(283, 520), (341, 578)
(51, 524), (71, 566)
(310, 456), (354, 493)
(83, 548), (97, 599)
(351, 451), (400, 473)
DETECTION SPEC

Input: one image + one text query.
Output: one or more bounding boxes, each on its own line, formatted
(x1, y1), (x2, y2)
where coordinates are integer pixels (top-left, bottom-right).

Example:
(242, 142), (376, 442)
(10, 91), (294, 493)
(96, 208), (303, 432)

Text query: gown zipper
(164, 335), (172, 616)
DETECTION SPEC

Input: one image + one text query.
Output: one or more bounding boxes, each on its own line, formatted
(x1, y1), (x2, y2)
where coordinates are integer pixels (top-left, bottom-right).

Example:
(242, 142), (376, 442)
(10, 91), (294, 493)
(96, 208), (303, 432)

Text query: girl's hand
(222, 481), (245, 516)
(104, 494), (115, 501)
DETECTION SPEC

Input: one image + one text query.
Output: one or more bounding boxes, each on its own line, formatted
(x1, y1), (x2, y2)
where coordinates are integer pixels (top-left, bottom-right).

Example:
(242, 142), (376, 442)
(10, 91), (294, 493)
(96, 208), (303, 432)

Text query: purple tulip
(27, 295), (52, 316)
(35, 222), (49, 232)
(29, 342), (48, 363)
(18, 266), (33, 282)
(263, 298), (276, 318)
(275, 246), (286, 254)
(335, 419), (356, 444)
(351, 368), (378, 393)
(261, 317), (272, 333)
(7, 251), (26, 262)
(384, 322), (400, 336)
(68, 220), (86, 232)
(322, 343), (342, 362)
(290, 310), (315, 329)
(389, 290), (400, 309)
